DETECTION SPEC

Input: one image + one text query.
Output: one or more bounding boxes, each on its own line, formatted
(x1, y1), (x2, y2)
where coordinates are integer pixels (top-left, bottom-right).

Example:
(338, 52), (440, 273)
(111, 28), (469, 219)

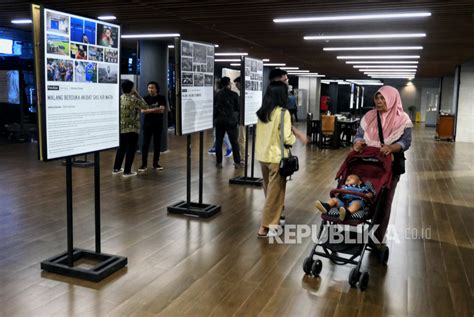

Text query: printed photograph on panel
(47, 58), (74, 82)
(206, 46), (214, 56)
(257, 61), (263, 71)
(206, 57), (214, 73)
(193, 64), (200, 72)
(182, 72), (193, 86)
(88, 46), (104, 61)
(70, 17), (96, 45)
(46, 11), (69, 36)
(104, 48), (119, 63)
(193, 44), (207, 64)
(75, 61), (97, 83)
(97, 24), (119, 48)
(251, 60), (257, 72)
(70, 43), (87, 60)
(182, 57), (193, 72)
(245, 80), (251, 91)
(245, 67), (250, 77)
(46, 33), (70, 56)
(98, 64), (118, 83)
(182, 41), (193, 57)
(193, 73), (204, 86)
(204, 74), (213, 86)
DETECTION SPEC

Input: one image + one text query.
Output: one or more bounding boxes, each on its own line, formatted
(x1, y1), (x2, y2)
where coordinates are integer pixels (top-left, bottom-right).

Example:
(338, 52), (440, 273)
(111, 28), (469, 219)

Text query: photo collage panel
(45, 10), (119, 84)
(244, 59), (263, 92)
(181, 40), (214, 87)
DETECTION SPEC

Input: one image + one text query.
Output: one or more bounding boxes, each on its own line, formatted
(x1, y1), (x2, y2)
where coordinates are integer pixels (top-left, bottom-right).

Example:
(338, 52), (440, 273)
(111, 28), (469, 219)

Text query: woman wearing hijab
(353, 85), (413, 244)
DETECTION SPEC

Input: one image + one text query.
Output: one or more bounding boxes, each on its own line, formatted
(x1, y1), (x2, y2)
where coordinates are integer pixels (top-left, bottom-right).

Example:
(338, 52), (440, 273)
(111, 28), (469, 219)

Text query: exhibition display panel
(32, 4), (127, 282)
(229, 56), (264, 186)
(168, 38), (220, 218)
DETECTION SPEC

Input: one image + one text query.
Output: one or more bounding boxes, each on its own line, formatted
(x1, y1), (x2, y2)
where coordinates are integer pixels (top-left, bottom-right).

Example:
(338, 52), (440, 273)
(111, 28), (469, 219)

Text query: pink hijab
(360, 85), (413, 147)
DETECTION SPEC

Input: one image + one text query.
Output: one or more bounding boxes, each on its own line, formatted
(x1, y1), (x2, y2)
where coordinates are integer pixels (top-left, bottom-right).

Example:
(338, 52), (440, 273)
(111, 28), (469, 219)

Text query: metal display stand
(229, 125), (262, 186)
(168, 132), (221, 218)
(41, 152), (127, 282)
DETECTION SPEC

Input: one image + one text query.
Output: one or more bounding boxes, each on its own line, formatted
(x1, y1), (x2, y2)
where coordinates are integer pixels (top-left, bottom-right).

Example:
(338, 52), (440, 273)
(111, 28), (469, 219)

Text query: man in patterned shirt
(112, 80), (162, 177)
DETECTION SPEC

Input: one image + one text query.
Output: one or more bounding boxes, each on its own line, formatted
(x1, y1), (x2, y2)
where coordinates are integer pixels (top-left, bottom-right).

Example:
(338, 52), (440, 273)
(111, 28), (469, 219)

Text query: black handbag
(279, 109), (299, 177)
(377, 112), (406, 175)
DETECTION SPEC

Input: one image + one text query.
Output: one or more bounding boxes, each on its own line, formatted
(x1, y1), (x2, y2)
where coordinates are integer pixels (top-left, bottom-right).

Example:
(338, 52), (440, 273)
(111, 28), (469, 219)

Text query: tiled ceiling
(1, 0), (474, 78)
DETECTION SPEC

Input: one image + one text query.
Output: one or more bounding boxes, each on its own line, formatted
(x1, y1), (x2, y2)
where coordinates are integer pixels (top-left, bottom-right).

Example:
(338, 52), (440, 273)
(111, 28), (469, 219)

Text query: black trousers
(215, 124), (240, 164)
(113, 132), (139, 173)
(141, 122), (163, 167)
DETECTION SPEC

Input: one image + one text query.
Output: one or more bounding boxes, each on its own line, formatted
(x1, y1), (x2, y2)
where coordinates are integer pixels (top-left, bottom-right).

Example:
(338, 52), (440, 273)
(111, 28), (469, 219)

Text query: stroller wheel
(303, 257), (313, 275)
(359, 272), (369, 291)
(311, 259), (322, 276)
(348, 268), (360, 287)
(379, 245), (389, 265)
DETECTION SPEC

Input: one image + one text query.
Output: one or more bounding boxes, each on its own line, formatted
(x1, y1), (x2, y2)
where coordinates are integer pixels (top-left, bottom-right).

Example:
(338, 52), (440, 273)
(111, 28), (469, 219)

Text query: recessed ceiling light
(360, 69), (417, 72)
(369, 75), (415, 79)
(264, 63), (286, 66)
(346, 61), (419, 64)
(353, 65), (418, 68)
(337, 55), (420, 59)
(305, 33), (426, 40)
(214, 44), (219, 48)
(168, 45), (174, 48)
(97, 16), (116, 20)
(280, 67), (299, 70)
(215, 59), (241, 62)
(262, 59), (270, 62)
(121, 33), (180, 38)
(324, 46), (423, 51)
(11, 19), (32, 24)
(274, 12), (431, 23)
(230, 63), (241, 66)
(215, 53), (248, 56)
(290, 73), (325, 77)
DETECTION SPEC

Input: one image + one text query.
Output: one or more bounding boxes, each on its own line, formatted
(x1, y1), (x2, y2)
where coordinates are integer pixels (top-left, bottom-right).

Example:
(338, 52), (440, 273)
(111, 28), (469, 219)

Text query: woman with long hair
(255, 81), (307, 237)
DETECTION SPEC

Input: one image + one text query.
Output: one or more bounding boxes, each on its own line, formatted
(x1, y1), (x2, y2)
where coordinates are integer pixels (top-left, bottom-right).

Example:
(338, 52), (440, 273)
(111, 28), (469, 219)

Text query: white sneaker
(112, 168), (124, 175)
(122, 171), (137, 177)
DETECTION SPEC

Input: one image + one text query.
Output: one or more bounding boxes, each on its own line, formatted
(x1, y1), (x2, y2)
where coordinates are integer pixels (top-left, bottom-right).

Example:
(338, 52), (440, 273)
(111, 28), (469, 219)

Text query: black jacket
(214, 88), (240, 127)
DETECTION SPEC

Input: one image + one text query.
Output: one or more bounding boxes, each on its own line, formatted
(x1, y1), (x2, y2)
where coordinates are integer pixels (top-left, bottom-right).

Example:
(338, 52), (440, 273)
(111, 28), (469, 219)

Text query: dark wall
(139, 40), (169, 150)
(337, 85), (351, 113)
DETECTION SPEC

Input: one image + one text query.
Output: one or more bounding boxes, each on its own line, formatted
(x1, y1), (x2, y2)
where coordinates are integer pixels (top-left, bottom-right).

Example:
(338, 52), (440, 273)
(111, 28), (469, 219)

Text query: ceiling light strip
(305, 33), (426, 40)
(274, 12), (431, 23)
(215, 52), (248, 56)
(353, 65), (418, 68)
(337, 55), (420, 59)
(121, 33), (180, 38)
(325, 46), (423, 51)
(346, 61), (419, 64)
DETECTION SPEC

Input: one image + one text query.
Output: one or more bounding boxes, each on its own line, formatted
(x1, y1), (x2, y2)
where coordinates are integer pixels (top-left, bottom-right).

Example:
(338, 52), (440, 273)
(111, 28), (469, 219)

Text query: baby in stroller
(314, 174), (375, 221)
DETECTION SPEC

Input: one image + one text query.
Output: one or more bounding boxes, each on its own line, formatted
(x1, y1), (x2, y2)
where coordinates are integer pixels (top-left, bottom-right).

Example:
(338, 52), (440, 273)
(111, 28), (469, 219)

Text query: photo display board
(243, 57), (263, 126)
(177, 39), (214, 135)
(37, 8), (120, 160)
(0, 70), (20, 104)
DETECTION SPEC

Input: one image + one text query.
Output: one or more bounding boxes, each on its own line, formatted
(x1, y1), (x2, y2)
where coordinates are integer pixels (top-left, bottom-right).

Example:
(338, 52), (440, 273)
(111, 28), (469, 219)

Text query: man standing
(214, 77), (242, 168)
(139, 81), (166, 172)
(233, 76), (246, 161)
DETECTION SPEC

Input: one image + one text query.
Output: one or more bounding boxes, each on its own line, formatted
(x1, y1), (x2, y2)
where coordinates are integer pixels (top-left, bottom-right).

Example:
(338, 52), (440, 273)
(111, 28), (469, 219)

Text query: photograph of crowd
(75, 61), (97, 83)
(193, 44), (207, 64)
(46, 33), (70, 56)
(70, 43), (87, 60)
(98, 64), (118, 83)
(47, 58), (74, 82)
(88, 46), (103, 61)
(104, 48), (118, 63)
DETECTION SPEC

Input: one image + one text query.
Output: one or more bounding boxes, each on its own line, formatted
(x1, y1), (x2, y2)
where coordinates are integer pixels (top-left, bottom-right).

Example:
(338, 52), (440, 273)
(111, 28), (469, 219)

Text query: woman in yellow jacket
(256, 81), (308, 237)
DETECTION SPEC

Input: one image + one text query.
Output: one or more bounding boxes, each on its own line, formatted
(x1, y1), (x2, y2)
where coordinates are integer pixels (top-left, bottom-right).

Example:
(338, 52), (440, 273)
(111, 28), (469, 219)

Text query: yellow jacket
(256, 107), (296, 164)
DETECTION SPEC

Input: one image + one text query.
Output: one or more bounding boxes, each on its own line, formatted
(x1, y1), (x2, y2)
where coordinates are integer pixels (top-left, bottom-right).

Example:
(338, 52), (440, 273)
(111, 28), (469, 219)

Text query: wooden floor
(0, 125), (473, 317)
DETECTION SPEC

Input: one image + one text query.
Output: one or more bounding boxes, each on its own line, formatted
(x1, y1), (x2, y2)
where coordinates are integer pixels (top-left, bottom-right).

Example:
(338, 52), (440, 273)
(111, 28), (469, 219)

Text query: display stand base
(168, 201), (221, 218)
(41, 248), (127, 282)
(229, 176), (263, 186)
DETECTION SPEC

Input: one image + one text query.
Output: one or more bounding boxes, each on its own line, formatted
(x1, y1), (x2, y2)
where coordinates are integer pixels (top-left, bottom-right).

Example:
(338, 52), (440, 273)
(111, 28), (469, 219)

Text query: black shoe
(314, 200), (330, 213)
(138, 165), (147, 172)
(153, 163), (164, 170)
(216, 163), (223, 169)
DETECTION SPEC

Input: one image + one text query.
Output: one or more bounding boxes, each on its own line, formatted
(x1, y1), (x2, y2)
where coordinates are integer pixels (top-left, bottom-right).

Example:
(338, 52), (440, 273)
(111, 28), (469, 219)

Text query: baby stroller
(302, 146), (393, 290)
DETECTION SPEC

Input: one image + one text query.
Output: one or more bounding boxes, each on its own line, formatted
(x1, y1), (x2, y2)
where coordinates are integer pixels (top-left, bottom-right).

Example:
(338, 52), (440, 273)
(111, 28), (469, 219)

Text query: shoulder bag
(279, 109), (299, 177)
